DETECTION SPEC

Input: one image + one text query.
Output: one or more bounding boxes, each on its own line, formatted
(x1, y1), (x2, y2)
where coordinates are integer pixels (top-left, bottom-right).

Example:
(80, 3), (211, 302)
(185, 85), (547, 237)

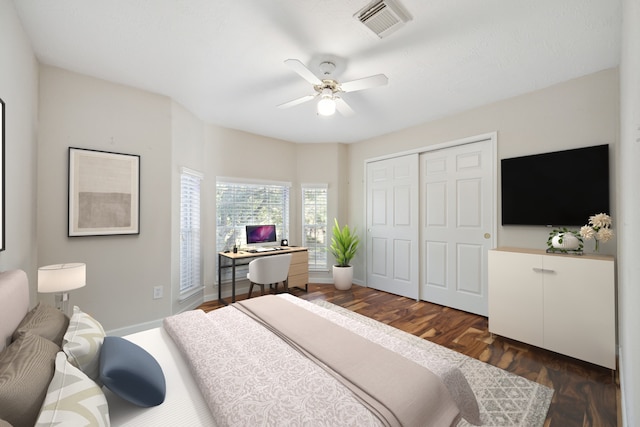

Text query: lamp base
(55, 292), (70, 315)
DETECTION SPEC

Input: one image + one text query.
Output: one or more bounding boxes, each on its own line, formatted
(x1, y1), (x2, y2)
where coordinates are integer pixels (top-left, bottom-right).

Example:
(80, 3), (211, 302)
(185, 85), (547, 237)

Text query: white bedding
(0, 267), (479, 426)
(104, 327), (215, 426)
(163, 294), (480, 426)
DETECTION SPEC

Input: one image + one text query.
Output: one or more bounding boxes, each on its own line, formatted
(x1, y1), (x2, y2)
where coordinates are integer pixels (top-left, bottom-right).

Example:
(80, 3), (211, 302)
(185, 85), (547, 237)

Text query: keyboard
(255, 247), (277, 252)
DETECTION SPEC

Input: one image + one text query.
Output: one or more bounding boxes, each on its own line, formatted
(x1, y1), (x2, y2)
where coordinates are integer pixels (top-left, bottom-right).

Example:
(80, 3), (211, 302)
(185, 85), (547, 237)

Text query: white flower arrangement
(579, 213), (614, 251)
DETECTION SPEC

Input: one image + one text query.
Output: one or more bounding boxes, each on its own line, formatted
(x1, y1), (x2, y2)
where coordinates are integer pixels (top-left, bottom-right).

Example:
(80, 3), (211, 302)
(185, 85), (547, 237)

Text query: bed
(0, 269), (481, 426)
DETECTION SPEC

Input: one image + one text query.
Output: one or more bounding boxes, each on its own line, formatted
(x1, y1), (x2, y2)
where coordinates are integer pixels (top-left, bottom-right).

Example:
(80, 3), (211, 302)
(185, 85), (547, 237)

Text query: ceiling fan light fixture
(317, 96), (336, 116)
(317, 88), (336, 116)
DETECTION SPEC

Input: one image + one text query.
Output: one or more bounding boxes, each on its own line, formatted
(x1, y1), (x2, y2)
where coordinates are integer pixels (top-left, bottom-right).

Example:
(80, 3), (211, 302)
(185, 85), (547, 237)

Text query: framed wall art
(68, 147), (140, 237)
(0, 98), (4, 251)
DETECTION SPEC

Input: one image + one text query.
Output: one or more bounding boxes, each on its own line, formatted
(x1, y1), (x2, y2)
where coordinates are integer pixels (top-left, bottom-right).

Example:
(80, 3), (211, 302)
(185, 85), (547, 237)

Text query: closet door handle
(532, 267), (555, 274)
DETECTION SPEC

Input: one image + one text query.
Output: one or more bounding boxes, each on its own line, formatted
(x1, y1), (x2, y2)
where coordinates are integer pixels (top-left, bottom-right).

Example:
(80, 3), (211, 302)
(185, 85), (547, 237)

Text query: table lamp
(38, 263), (86, 314)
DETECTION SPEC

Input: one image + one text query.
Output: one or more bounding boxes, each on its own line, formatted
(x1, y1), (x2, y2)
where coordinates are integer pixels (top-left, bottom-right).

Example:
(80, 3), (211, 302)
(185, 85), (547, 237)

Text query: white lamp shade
(38, 263), (86, 293)
(317, 97), (336, 116)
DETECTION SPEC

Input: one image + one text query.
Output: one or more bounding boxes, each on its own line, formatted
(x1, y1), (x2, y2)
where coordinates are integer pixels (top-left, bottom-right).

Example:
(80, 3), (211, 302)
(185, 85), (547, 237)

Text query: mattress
(104, 327), (215, 426)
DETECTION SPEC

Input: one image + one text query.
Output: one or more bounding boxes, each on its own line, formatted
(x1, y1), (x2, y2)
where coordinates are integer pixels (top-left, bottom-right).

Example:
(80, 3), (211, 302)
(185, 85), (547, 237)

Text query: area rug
(309, 299), (554, 427)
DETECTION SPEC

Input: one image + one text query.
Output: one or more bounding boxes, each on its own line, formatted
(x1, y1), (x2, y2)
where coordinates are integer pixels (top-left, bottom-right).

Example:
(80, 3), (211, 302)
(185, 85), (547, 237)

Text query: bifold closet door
(420, 139), (494, 316)
(366, 154), (419, 299)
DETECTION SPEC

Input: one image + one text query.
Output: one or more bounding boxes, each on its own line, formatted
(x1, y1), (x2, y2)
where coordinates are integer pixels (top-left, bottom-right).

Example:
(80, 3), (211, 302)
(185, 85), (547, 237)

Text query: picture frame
(68, 147), (140, 237)
(0, 98), (5, 251)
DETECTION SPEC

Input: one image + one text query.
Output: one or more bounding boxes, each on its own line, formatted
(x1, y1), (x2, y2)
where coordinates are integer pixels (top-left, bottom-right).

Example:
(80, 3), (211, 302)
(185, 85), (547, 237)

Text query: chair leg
(248, 282), (255, 299)
(248, 282), (266, 298)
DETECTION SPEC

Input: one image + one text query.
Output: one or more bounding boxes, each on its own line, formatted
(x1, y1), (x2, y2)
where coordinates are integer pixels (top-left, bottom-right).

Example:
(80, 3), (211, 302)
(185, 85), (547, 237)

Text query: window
(216, 178), (290, 280)
(302, 184), (328, 271)
(180, 168), (203, 294)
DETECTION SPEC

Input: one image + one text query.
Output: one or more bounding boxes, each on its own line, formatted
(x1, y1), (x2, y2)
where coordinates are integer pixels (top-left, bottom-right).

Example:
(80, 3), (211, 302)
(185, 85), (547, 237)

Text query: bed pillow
(12, 303), (69, 347)
(62, 306), (105, 382)
(35, 352), (110, 427)
(99, 336), (166, 407)
(0, 269), (30, 352)
(0, 333), (60, 427)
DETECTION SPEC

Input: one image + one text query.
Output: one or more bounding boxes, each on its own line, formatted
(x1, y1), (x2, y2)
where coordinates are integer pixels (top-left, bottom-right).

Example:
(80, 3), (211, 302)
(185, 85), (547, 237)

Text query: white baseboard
(106, 319), (164, 337)
(110, 276), (368, 336)
(202, 275), (367, 303)
(106, 294), (205, 337)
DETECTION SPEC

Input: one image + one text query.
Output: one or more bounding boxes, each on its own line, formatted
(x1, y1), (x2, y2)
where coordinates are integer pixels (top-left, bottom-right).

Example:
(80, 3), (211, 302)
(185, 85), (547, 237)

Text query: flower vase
(551, 233), (581, 250)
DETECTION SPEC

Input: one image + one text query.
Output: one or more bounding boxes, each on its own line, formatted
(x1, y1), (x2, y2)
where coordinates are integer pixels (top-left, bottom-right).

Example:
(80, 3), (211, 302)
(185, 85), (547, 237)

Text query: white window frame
(216, 177), (291, 282)
(302, 183), (329, 271)
(180, 167), (203, 296)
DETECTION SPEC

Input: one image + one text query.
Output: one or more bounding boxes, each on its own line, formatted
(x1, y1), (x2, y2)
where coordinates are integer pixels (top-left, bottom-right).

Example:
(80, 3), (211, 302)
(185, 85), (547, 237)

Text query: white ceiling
(12, 0), (621, 144)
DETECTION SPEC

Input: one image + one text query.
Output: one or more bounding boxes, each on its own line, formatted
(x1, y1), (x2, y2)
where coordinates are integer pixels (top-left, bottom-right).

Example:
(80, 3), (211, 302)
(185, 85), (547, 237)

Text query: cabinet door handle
(532, 267), (555, 274)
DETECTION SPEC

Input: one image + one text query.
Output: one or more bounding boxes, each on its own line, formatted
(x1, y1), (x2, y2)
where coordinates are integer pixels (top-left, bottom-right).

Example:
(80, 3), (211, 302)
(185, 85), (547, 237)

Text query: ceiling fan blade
(335, 97), (355, 117)
(284, 59), (323, 86)
(340, 74), (388, 93)
(277, 94), (317, 109)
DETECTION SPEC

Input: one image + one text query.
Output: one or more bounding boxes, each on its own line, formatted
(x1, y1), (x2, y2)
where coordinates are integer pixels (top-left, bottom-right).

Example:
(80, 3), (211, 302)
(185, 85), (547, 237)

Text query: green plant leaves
(329, 218), (360, 267)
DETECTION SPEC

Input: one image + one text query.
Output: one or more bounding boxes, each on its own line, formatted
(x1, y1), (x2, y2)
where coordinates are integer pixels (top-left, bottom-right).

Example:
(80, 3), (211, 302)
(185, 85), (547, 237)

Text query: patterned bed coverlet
(163, 294), (481, 427)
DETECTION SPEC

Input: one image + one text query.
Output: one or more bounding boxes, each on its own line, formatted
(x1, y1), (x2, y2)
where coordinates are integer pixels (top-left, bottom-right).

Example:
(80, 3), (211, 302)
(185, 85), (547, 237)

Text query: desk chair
(246, 253), (292, 298)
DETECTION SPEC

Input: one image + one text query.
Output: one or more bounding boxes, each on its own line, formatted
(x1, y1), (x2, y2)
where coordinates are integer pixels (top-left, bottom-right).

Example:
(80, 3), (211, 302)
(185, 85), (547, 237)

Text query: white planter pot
(332, 265), (353, 290)
(551, 233), (581, 250)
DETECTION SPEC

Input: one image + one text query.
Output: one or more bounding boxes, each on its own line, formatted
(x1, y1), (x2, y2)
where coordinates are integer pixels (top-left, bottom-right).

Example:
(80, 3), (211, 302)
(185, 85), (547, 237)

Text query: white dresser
(488, 247), (616, 369)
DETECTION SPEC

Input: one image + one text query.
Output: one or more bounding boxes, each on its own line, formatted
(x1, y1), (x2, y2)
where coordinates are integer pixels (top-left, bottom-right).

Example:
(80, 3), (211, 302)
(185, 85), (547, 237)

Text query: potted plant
(330, 218), (360, 290)
(546, 227), (583, 253)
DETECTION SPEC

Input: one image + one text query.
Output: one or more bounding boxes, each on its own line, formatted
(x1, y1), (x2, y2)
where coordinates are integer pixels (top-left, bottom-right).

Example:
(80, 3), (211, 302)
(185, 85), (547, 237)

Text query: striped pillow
(36, 352), (109, 427)
(62, 306), (105, 382)
(0, 333), (59, 427)
(12, 303), (69, 347)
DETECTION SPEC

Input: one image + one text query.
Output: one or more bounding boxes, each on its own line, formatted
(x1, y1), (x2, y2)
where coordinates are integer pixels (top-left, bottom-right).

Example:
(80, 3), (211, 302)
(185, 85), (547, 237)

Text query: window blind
(216, 179), (290, 281)
(302, 184), (328, 271)
(180, 169), (203, 293)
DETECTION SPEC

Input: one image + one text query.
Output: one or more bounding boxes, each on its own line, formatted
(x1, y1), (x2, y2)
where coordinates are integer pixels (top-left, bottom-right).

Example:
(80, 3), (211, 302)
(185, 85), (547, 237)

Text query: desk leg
(231, 258), (236, 303)
(218, 254), (223, 304)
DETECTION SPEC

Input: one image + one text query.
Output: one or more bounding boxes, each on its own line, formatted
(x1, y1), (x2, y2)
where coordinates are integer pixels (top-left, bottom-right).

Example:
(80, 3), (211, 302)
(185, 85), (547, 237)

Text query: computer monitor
(246, 224), (277, 245)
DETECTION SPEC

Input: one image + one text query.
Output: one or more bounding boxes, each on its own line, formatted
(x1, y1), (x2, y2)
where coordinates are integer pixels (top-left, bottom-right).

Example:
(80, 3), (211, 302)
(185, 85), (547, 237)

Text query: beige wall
(202, 130), (350, 289)
(23, 64), (623, 331)
(618, 0), (640, 423)
(2, 4), (636, 422)
(33, 67), (344, 331)
(295, 142), (349, 280)
(170, 101), (207, 314)
(0, 0), (40, 302)
(347, 68), (619, 283)
(37, 66), (174, 331)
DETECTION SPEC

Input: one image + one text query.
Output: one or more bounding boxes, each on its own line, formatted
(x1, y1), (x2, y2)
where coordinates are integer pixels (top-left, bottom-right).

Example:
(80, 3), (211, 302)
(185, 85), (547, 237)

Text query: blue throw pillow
(99, 336), (166, 407)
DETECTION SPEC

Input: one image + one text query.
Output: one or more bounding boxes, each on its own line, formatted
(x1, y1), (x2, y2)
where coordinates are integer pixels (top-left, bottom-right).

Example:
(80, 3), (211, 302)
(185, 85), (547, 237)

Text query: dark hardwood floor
(197, 283), (619, 427)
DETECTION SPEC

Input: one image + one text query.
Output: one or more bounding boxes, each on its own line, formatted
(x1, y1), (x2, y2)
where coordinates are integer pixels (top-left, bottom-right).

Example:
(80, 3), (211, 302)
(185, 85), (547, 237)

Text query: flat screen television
(501, 144), (609, 226)
(246, 224), (277, 245)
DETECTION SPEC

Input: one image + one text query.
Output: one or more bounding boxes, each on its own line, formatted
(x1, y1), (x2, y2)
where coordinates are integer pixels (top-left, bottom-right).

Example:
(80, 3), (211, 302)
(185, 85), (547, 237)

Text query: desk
(218, 246), (308, 304)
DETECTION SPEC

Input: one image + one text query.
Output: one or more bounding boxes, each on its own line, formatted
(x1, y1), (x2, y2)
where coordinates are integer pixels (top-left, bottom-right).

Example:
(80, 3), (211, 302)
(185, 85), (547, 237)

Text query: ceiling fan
(277, 59), (388, 117)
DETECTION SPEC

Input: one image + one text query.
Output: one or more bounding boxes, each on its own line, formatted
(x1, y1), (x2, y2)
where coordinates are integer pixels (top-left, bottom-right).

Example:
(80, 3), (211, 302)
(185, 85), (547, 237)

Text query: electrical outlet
(153, 286), (163, 299)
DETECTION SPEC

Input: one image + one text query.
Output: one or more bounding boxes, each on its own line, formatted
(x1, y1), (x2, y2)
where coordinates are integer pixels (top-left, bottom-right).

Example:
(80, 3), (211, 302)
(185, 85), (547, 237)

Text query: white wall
(618, 0), (640, 424)
(347, 69), (619, 283)
(0, 0), (39, 302)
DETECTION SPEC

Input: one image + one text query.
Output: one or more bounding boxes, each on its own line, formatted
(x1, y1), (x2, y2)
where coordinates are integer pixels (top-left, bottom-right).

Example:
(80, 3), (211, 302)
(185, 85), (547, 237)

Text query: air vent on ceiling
(355, 0), (412, 38)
